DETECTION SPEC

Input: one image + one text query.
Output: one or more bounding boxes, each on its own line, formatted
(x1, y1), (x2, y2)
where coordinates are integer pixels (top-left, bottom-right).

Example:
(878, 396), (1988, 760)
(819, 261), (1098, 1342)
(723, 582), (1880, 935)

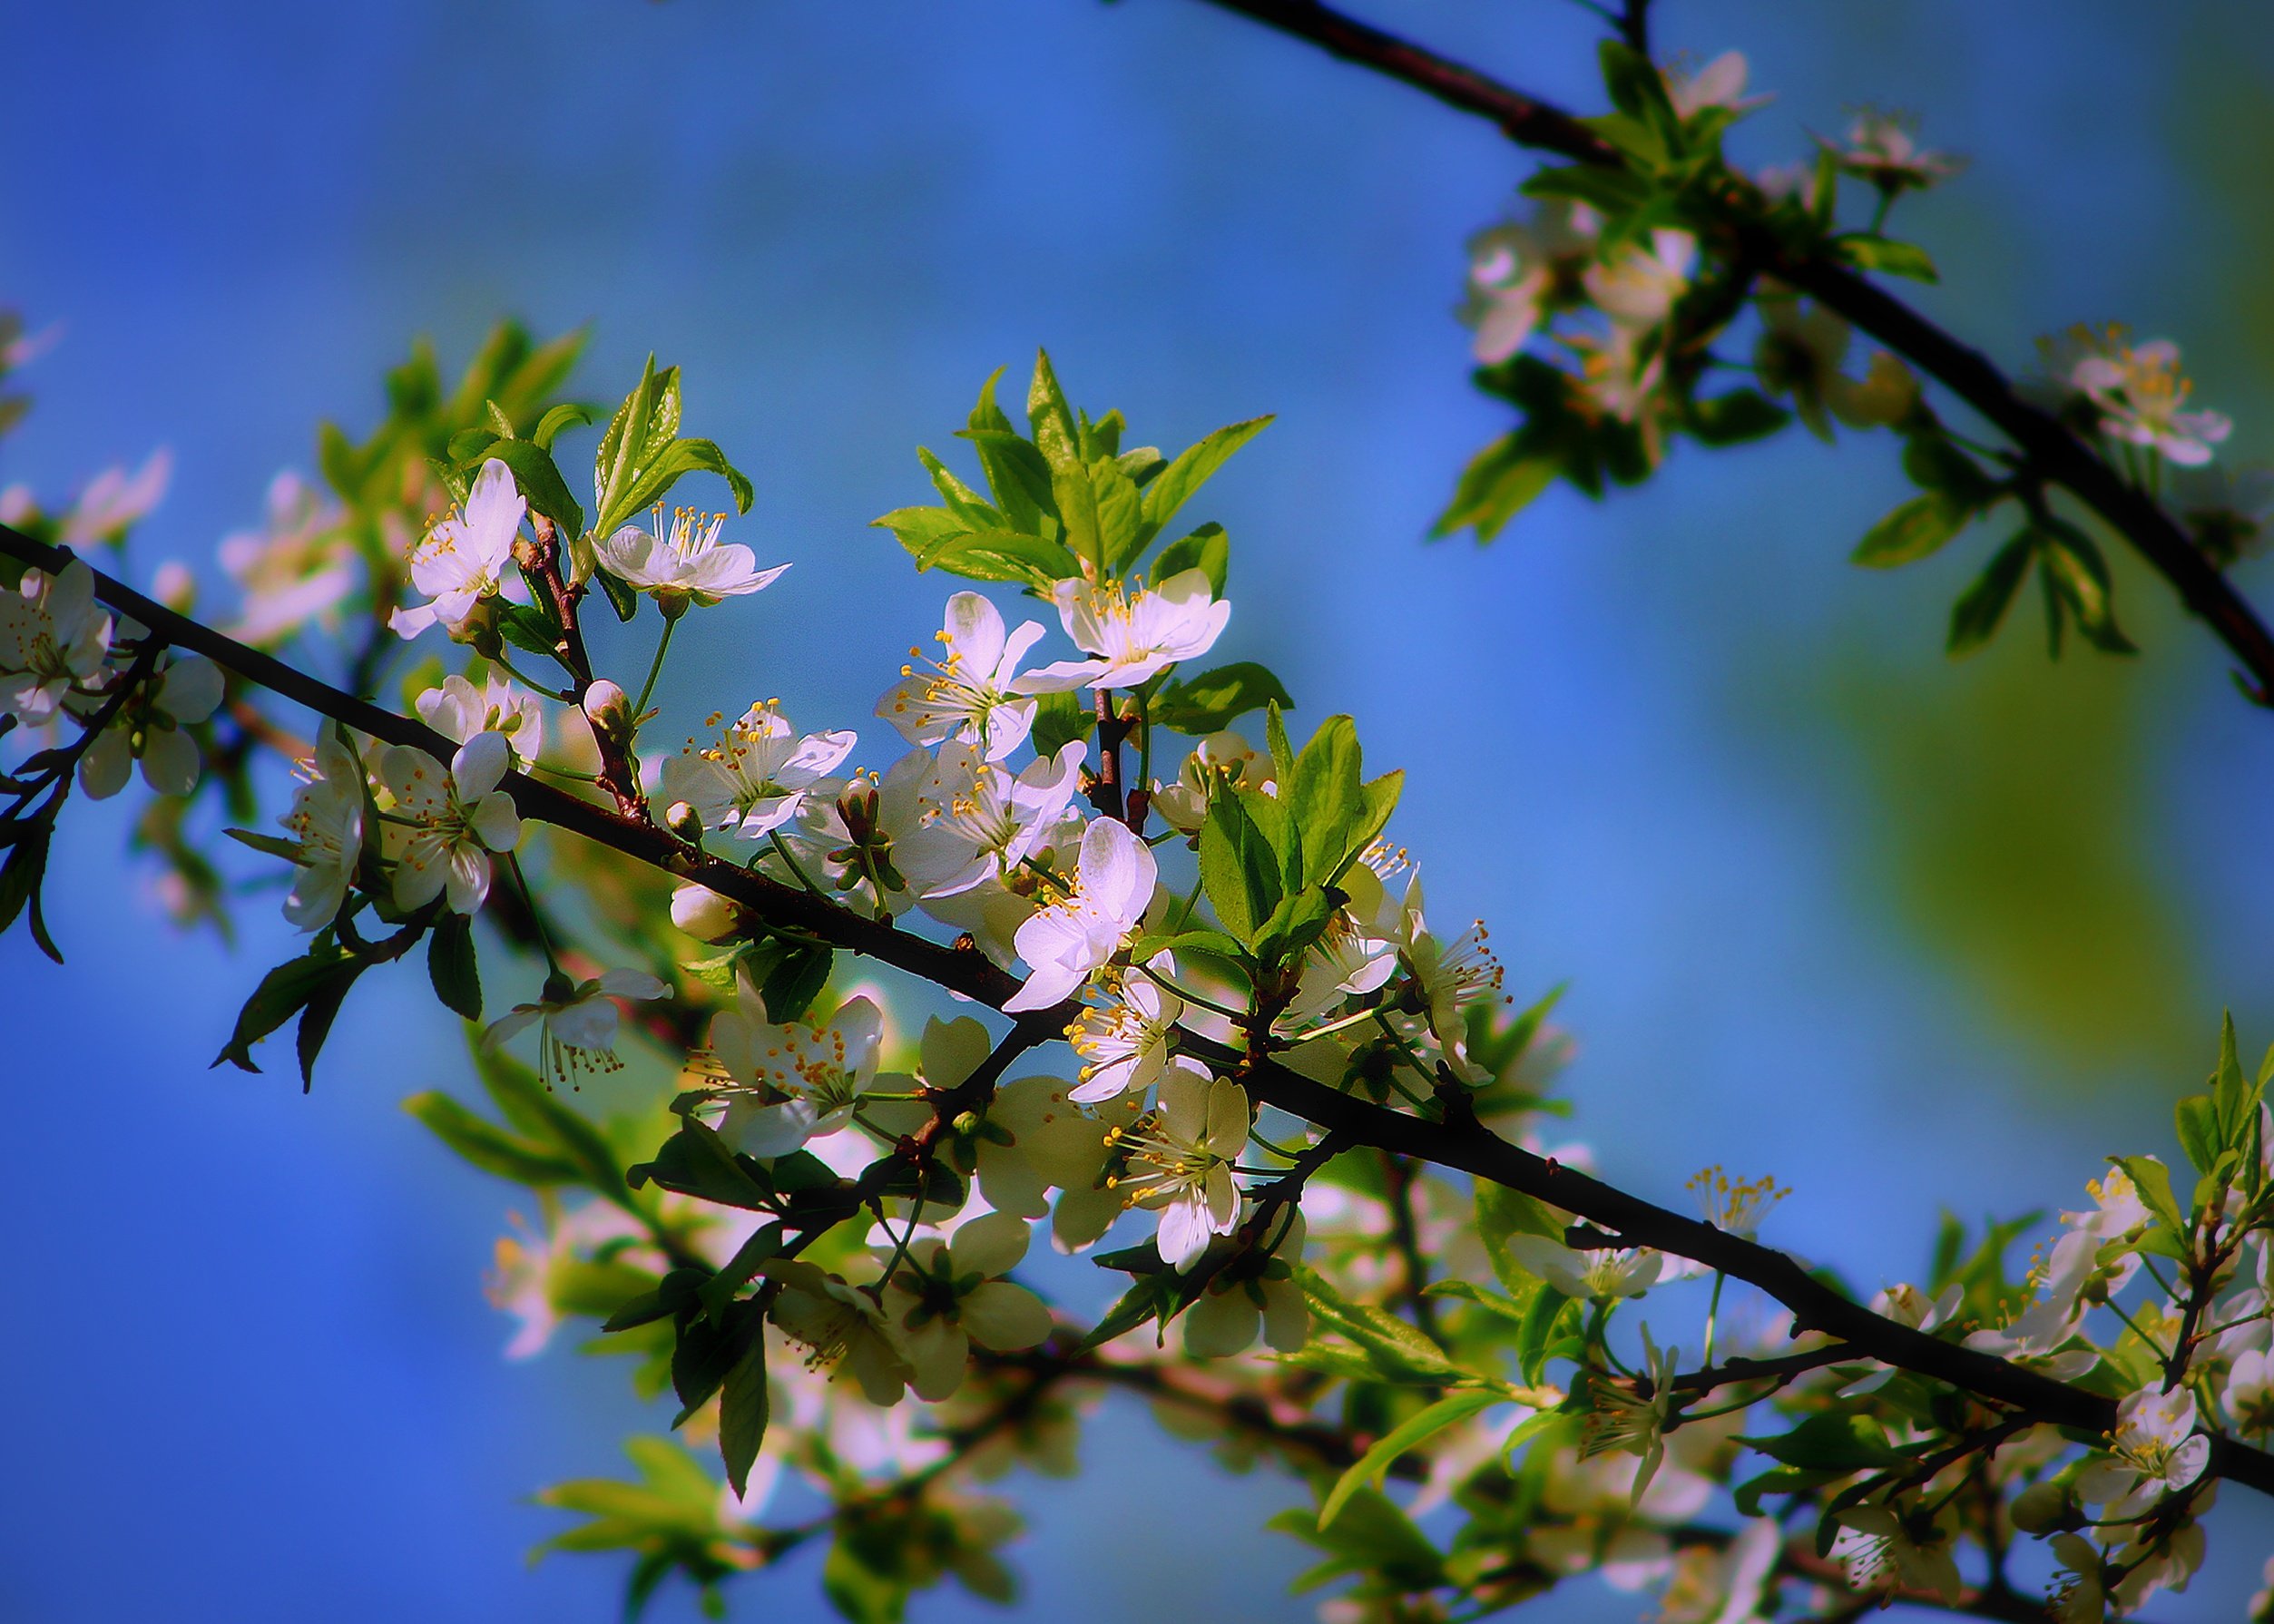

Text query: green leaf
(1341, 770), (1403, 885)
(1152, 522), (1230, 596)
(1025, 348), (1081, 474)
(916, 527), (1079, 588)
(1092, 455), (1146, 572)
(916, 445), (1004, 531)
(669, 1307), (740, 1420)
(1140, 415), (1272, 543)
(1289, 714), (1364, 881)
(1837, 234), (1940, 283)
(1199, 790), (1282, 944)
(956, 428), (1054, 533)
(1522, 163), (1652, 215)
(497, 602), (566, 662)
(872, 504), (969, 561)
(222, 827), (306, 862)
(470, 435), (584, 540)
(1851, 493), (1969, 568)
(1739, 1412), (1903, 1471)
(426, 912), (482, 1022)
(1268, 1486), (1445, 1592)
(1319, 1388), (1501, 1529)
(2111, 1155), (2184, 1235)
(1687, 390), (1792, 448)
(405, 1091), (583, 1185)
(2036, 517), (2136, 654)
(1051, 463), (1103, 572)
(1946, 531), (2035, 656)
(1265, 701), (1296, 789)
(213, 944), (358, 1074)
(471, 1042), (632, 1203)
(533, 402), (596, 451)
(822, 1540), (907, 1624)
(1297, 1266), (1465, 1385)
(1077, 1273), (1182, 1352)
(1902, 435), (2001, 509)
(1430, 433), (1559, 541)
(0, 820), (60, 963)
(2176, 1094), (2221, 1180)
(1514, 1285), (1573, 1386)
(718, 1329), (769, 1499)
(1029, 689), (1093, 760)
(295, 963), (364, 1091)
(602, 437), (755, 536)
(1597, 39), (1675, 125)
(1151, 661), (1293, 735)
(1123, 927), (1250, 965)
(629, 1120), (779, 1212)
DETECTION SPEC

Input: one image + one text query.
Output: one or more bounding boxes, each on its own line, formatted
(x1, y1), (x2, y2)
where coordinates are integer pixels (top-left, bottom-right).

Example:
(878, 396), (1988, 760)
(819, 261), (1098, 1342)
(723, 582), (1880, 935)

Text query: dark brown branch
(1185, 0), (2274, 700)
(9, 522), (2274, 1500)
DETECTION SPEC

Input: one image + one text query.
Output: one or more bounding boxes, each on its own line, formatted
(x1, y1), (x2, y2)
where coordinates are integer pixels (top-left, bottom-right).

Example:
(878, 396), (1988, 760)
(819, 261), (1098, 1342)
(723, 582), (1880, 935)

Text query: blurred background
(5, 0), (2274, 1617)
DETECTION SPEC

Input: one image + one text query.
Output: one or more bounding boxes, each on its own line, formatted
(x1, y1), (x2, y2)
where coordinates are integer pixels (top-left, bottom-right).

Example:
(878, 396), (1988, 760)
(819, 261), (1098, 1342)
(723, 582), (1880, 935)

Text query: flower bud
(671, 881), (741, 943)
(665, 799), (705, 843)
(583, 679), (633, 747)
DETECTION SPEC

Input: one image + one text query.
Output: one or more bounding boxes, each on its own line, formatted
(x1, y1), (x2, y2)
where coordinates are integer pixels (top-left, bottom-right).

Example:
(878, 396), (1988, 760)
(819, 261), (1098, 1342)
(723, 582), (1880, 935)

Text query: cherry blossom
(389, 458), (525, 639)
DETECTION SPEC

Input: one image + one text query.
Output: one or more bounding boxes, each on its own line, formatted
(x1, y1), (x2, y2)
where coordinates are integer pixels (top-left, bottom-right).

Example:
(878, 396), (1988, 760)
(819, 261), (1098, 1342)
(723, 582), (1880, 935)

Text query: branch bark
(11, 521), (2271, 1498)
(1186, 0), (2274, 699)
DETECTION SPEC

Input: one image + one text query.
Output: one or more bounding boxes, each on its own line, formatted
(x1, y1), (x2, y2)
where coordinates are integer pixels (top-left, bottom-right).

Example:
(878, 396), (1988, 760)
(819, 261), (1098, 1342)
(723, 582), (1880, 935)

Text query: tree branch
(1183, 0), (2274, 700)
(10, 520), (2273, 1499)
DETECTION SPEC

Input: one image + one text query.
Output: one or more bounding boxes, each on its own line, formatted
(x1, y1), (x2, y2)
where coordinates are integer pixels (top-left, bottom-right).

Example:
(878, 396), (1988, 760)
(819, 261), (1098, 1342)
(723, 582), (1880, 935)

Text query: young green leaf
(1140, 415), (1273, 543)
(718, 1328), (769, 1499)
(1946, 531), (2035, 656)
(1151, 660), (1293, 735)
(1319, 1389), (1502, 1529)
(426, 911), (482, 1022)
(1852, 493), (1968, 568)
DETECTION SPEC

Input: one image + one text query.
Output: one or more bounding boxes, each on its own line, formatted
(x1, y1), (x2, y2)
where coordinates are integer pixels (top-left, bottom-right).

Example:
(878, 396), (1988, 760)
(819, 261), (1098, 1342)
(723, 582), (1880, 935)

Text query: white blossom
(0, 560), (111, 724)
(1579, 1326), (1681, 1506)
(662, 699), (856, 843)
(1583, 229), (1697, 329)
(1829, 1503), (1962, 1604)
(279, 725), (366, 930)
(1504, 1234), (1663, 1301)
(878, 1210), (1054, 1401)
(765, 1259), (912, 1407)
(914, 739), (1089, 899)
(1461, 203), (1598, 365)
(1183, 1207), (1309, 1358)
(389, 458), (525, 639)
(416, 672), (544, 768)
(77, 653), (222, 798)
(379, 730), (523, 914)
(595, 506), (788, 613)
(1150, 729), (1271, 836)
(2074, 1385), (2210, 1518)
(1068, 970), (1190, 1104)
(1663, 51), (1766, 120)
(1108, 1069), (1250, 1270)
(2070, 338), (2231, 467)
(60, 448), (171, 545)
(220, 472), (355, 645)
(485, 968), (668, 1089)
(877, 591), (1044, 761)
(1014, 568), (1230, 692)
(708, 977), (886, 1158)
(2227, 1345), (2274, 1434)
(1003, 815), (1157, 1012)
(1831, 110), (1964, 194)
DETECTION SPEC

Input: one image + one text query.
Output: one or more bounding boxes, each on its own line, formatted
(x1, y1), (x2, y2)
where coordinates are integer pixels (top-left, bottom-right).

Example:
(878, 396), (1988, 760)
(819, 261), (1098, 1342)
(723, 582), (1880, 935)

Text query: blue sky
(5, 1), (2274, 1618)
